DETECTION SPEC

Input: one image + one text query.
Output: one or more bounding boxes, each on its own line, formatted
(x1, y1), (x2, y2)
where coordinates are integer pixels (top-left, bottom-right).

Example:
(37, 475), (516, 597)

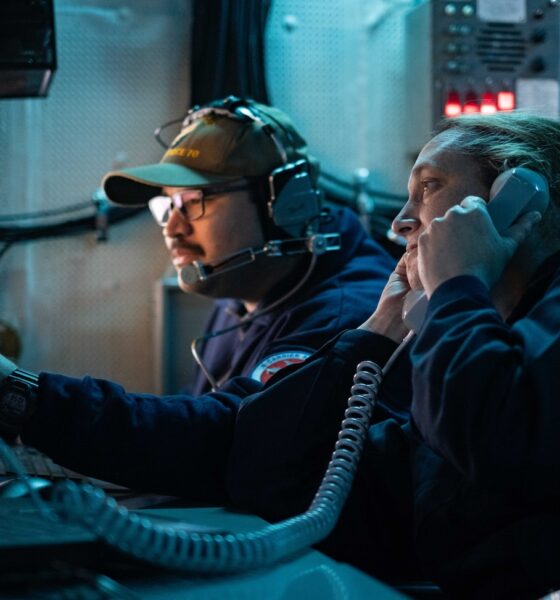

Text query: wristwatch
(0, 368), (39, 438)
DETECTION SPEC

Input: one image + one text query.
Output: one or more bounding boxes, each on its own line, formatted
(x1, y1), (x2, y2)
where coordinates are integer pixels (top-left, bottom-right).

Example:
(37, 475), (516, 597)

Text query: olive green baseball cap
(102, 99), (319, 206)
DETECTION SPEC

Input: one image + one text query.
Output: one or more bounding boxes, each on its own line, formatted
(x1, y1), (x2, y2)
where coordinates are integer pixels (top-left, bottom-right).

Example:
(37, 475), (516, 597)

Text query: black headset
(181, 96), (323, 239)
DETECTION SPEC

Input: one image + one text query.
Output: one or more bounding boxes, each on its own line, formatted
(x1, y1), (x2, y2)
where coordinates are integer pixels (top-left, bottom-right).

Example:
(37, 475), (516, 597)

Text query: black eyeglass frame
(148, 178), (263, 226)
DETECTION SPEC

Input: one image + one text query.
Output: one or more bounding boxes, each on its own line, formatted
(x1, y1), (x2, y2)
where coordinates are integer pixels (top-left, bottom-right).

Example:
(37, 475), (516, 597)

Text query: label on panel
(516, 78), (560, 118)
(477, 0), (526, 23)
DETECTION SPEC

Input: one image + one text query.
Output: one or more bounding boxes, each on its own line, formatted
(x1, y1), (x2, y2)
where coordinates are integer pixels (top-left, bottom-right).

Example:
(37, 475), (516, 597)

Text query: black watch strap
(0, 368), (39, 439)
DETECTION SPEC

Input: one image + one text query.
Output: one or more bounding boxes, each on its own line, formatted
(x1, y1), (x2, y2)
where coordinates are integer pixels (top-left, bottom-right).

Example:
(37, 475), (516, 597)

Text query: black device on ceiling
(0, 0), (57, 99)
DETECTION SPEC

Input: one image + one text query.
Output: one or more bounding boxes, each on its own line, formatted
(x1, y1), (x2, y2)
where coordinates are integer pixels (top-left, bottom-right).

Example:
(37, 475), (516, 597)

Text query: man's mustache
(168, 240), (204, 255)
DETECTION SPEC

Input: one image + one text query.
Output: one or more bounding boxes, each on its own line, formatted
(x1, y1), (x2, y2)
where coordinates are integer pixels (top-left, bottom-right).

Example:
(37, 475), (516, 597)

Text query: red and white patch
(251, 351), (311, 384)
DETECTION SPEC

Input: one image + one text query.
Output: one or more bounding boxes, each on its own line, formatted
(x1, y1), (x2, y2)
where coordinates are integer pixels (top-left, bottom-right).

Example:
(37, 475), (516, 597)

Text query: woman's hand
(418, 196), (542, 296)
(359, 254), (412, 343)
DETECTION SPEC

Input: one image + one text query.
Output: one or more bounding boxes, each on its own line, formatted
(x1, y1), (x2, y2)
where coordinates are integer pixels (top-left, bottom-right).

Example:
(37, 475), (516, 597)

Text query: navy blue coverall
(229, 251), (560, 598)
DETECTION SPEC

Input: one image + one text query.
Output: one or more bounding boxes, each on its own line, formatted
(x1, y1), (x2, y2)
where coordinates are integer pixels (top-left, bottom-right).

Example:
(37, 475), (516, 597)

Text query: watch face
(0, 391), (26, 419)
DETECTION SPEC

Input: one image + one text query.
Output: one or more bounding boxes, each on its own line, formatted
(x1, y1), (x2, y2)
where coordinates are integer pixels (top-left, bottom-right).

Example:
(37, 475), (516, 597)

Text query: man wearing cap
(0, 97), (395, 499)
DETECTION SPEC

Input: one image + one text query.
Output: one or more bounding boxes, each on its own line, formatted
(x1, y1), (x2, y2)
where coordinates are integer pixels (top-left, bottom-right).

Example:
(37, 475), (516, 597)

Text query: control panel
(406, 0), (560, 135)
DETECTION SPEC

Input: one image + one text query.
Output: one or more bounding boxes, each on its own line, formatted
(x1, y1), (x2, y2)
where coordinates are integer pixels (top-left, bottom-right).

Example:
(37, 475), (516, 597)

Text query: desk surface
(115, 506), (407, 599)
(0, 492), (407, 599)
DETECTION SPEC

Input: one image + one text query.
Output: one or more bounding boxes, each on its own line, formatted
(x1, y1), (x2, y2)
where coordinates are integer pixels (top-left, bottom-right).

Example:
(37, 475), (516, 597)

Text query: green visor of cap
(102, 163), (243, 206)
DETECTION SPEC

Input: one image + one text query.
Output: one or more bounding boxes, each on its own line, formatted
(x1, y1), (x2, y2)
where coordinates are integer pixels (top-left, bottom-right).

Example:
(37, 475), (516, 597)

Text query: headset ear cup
(269, 166), (322, 237)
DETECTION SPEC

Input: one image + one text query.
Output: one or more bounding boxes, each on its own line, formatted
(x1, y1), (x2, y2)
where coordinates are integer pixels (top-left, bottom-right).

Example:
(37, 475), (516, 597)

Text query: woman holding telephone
(231, 111), (560, 598)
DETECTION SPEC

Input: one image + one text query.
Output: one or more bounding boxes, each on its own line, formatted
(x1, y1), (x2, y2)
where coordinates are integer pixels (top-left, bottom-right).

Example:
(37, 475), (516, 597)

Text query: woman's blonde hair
(434, 111), (560, 207)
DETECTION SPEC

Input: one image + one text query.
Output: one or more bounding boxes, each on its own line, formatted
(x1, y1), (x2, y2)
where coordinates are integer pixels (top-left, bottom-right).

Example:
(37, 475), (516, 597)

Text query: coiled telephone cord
(14, 359), (382, 573)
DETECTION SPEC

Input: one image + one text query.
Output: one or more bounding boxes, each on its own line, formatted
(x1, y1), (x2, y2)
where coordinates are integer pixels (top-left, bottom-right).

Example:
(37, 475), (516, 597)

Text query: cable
(0, 206), (144, 243)
(0, 242), (13, 266)
(319, 170), (408, 203)
(319, 179), (405, 246)
(0, 201), (94, 222)
(191, 253), (318, 391)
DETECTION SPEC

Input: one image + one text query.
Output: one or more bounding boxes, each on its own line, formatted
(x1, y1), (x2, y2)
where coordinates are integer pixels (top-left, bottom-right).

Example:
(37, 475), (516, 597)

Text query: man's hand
(359, 255), (411, 343)
(418, 196), (542, 297)
(0, 354), (17, 384)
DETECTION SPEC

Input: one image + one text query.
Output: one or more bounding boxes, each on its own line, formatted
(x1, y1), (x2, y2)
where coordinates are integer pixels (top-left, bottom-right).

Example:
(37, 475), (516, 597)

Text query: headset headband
(184, 97), (290, 165)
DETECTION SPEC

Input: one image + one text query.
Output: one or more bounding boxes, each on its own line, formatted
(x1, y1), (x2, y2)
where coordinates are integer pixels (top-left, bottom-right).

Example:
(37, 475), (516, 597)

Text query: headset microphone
(179, 233), (341, 285)
(179, 247), (264, 285)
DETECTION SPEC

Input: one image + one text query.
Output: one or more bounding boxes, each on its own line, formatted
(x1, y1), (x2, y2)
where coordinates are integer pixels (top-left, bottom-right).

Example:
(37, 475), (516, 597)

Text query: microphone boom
(179, 234), (341, 285)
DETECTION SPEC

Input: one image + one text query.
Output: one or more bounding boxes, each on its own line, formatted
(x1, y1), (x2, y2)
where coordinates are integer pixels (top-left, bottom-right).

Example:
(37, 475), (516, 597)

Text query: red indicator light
(480, 92), (497, 114)
(497, 91), (515, 111)
(444, 91), (462, 117)
(463, 91), (480, 113)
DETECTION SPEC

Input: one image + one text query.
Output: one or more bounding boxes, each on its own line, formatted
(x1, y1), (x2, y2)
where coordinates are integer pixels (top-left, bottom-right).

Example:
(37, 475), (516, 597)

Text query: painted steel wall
(0, 0), (192, 391)
(266, 0), (420, 199)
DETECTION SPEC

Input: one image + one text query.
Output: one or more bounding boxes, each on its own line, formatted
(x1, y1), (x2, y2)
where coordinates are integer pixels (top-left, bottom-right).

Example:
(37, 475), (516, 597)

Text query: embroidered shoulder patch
(251, 351), (311, 384)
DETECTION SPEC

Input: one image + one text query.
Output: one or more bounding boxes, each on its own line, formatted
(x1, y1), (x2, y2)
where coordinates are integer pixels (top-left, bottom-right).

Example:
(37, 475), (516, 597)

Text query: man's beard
(177, 257), (266, 301)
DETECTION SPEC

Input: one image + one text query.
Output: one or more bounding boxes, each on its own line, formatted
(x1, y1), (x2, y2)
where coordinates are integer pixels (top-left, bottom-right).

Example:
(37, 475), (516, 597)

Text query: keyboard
(0, 445), (78, 479)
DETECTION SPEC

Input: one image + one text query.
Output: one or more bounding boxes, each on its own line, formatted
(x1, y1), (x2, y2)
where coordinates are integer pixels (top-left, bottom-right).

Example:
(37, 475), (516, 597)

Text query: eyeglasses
(148, 180), (259, 226)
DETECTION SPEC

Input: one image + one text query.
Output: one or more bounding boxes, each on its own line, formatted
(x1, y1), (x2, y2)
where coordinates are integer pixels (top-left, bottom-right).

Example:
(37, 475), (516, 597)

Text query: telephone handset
(402, 167), (550, 333)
